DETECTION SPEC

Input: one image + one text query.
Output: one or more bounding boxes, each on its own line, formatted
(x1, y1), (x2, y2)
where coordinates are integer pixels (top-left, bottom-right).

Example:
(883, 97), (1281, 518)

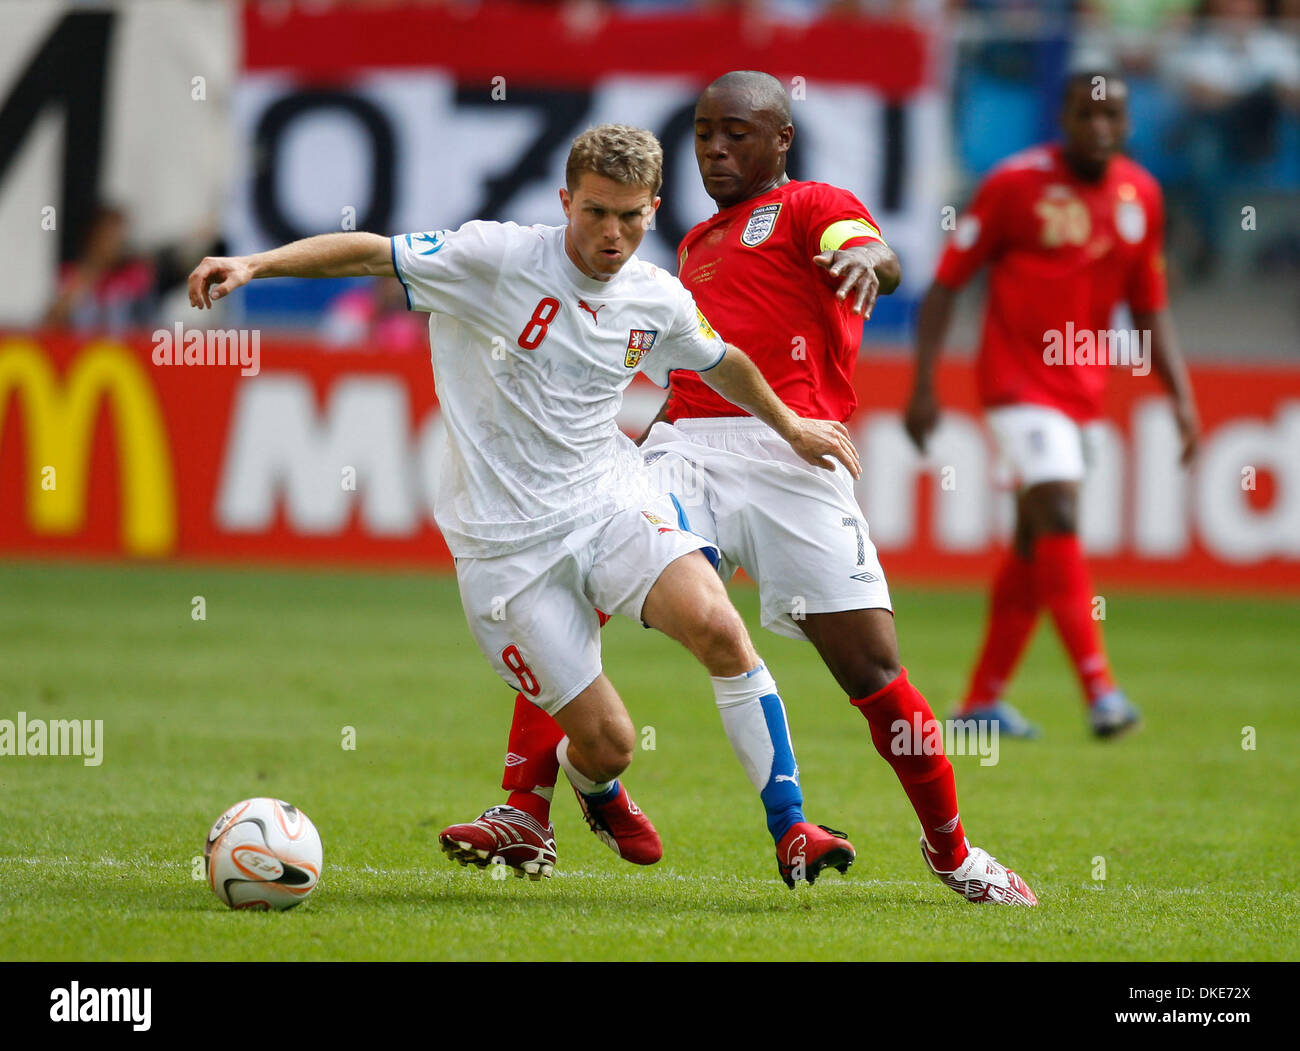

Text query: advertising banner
(231, 2), (946, 290)
(0, 1), (235, 324)
(3, 331), (1297, 593)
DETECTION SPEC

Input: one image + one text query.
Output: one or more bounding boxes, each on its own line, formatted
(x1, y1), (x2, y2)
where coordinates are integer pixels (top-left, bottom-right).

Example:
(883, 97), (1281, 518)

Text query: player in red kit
(905, 71), (1201, 739)
(441, 72), (1037, 904)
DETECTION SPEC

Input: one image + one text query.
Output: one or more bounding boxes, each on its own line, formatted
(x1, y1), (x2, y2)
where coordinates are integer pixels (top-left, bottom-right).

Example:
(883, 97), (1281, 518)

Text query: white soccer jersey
(391, 221), (727, 558)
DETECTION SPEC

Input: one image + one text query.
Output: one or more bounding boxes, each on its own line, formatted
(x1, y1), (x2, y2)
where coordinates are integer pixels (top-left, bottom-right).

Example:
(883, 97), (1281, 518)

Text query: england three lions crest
(625, 329), (658, 368)
(741, 203), (782, 247)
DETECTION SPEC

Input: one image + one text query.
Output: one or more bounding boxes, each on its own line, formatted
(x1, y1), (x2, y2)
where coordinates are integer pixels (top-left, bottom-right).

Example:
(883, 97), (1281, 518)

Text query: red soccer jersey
(667, 180), (885, 423)
(933, 143), (1167, 422)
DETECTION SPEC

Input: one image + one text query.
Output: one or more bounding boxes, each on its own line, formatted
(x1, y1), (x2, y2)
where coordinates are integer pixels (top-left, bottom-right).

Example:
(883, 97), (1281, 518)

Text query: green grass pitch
(0, 561), (1296, 961)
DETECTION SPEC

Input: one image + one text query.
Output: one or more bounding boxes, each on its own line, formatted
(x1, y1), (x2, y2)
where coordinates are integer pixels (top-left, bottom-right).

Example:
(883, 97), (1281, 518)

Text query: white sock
(712, 663), (785, 793)
(555, 736), (614, 797)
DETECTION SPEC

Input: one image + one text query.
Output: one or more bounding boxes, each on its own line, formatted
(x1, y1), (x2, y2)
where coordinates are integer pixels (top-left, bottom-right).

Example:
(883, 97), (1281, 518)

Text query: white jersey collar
(549, 225), (632, 295)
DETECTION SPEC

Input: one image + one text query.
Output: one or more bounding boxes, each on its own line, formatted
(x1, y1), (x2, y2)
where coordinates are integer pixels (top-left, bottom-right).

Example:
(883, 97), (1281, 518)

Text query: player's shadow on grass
(164, 874), (940, 914)
(368, 874), (940, 914)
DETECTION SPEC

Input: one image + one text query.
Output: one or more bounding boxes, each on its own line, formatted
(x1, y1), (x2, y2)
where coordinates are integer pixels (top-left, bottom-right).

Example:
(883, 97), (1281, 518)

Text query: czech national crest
(741, 203), (782, 247)
(625, 329), (658, 368)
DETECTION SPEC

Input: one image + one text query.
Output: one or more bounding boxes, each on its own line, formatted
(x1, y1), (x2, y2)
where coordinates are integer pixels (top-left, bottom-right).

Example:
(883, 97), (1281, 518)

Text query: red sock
(503, 693), (564, 825)
(961, 551), (1040, 710)
(851, 668), (968, 868)
(1033, 534), (1115, 705)
(501, 610), (610, 824)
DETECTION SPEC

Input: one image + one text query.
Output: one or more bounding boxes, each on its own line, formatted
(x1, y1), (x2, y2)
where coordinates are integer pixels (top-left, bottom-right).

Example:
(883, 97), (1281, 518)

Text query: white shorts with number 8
(455, 494), (716, 715)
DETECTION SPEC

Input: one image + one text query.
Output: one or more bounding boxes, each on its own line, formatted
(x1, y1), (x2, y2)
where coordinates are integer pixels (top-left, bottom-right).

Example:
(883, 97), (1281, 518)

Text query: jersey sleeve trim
(390, 235), (413, 310)
(819, 218), (885, 252)
(696, 342), (727, 374)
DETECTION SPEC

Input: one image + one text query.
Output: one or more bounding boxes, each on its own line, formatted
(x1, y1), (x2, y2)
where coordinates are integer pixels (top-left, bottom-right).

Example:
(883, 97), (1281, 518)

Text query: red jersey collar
(1048, 142), (1122, 189)
(706, 179), (798, 226)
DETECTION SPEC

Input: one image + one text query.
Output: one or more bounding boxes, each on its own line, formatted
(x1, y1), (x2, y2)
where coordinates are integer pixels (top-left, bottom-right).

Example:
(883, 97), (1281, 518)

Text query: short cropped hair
(566, 124), (664, 196)
(704, 70), (792, 131)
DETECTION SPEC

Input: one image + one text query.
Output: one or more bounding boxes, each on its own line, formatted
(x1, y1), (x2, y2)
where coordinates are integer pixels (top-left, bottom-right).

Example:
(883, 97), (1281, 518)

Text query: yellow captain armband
(819, 218), (885, 252)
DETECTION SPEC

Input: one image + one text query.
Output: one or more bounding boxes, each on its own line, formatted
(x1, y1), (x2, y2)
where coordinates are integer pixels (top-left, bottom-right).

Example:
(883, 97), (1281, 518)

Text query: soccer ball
(204, 798), (323, 910)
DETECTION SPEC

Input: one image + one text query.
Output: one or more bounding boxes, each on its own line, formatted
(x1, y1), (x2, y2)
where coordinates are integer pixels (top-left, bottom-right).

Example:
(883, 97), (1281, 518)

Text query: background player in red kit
(442, 71), (1037, 903)
(905, 70), (1201, 739)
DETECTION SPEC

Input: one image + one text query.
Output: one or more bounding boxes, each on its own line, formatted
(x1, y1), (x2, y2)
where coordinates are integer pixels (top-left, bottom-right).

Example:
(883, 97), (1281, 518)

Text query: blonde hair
(566, 124), (663, 196)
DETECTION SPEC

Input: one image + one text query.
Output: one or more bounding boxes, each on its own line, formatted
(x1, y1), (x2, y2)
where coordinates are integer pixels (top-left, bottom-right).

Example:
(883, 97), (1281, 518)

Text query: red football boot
(776, 822), (855, 888)
(573, 783), (663, 865)
(439, 805), (557, 880)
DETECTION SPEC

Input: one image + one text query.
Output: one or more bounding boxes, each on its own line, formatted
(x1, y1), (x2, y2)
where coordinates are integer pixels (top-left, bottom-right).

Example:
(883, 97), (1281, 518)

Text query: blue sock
(579, 781), (619, 805)
(758, 693), (804, 840)
(713, 664), (806, 843)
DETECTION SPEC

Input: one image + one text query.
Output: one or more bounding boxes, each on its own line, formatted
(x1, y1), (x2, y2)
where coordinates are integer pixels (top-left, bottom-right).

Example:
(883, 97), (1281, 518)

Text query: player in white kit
(188, 124), (861, 883)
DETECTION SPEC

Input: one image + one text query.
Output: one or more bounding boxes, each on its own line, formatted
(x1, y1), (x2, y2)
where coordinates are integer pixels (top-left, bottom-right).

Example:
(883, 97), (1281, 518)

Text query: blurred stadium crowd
(37, 0), (1299, 358)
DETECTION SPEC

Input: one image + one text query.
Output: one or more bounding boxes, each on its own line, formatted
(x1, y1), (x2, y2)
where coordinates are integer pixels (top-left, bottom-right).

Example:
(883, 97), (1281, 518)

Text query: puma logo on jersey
(577, 300), (603, 325)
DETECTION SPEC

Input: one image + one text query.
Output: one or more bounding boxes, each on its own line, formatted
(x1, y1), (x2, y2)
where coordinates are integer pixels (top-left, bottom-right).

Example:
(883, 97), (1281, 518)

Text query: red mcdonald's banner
(2, 332), (1298, 592)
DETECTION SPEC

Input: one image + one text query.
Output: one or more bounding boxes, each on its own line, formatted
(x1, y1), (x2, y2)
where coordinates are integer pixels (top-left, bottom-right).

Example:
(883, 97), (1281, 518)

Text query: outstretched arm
(813, 241), (901, 320)
(904, 280), (959, 453)
(1134, 307), (1200, 465)
(699, 344), (860, 478)
(188, 232), (395, 309)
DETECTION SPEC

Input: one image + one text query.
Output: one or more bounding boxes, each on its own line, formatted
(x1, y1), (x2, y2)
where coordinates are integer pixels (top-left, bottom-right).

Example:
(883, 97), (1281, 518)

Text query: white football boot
(921, 836), (1038, 906)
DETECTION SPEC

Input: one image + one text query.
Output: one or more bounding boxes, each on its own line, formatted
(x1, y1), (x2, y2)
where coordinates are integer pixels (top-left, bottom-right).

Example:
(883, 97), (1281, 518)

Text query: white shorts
(455, 495), (716, 715)
(986, 404), (1102, 490)
(642, 417), (892, 642)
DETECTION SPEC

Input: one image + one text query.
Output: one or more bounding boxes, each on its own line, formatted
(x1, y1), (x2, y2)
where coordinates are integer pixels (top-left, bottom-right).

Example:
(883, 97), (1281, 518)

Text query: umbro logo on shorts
(850, 571), (879, 583)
